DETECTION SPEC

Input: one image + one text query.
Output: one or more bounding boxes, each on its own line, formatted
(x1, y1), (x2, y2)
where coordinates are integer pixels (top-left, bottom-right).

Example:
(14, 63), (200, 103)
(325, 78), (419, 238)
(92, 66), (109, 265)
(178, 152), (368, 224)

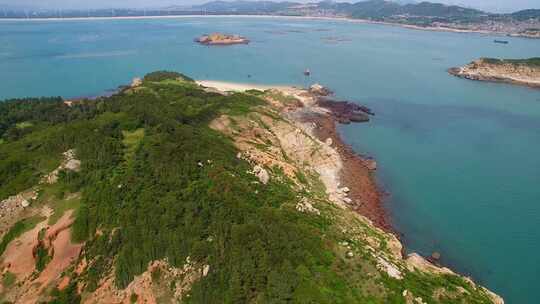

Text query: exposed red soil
(1, 210), (82, 303)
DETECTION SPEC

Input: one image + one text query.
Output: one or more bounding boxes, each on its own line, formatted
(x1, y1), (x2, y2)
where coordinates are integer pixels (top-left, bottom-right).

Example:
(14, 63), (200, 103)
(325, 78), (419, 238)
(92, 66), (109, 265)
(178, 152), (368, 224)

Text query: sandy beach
(196, 80), (296, 93)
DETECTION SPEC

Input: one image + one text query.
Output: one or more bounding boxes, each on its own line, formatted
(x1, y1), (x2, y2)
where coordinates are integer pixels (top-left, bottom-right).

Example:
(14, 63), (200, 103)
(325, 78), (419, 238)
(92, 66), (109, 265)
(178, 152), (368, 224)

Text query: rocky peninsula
(449, 57), (540, 89)
(0, 73), (503, 303)
(195, 33), (250, 45)
(199, 79), (502, 303)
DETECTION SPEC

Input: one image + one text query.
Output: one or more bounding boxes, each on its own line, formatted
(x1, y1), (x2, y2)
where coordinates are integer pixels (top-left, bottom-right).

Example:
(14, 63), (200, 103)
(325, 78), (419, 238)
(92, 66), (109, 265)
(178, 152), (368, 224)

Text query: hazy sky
(1, 0), (538, 13)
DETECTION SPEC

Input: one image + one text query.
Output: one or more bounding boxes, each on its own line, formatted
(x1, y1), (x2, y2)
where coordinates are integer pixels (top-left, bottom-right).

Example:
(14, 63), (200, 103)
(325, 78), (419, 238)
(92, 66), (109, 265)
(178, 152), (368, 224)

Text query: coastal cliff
(0, 73), (503, 303)
(449, 57), (540, 88)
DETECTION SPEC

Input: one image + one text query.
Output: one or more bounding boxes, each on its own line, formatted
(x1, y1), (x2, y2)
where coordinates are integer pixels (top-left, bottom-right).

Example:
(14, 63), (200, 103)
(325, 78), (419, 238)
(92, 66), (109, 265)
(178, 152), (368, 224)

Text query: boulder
(325, 138), (333, 146)
(253, 165), (269, 184)
(296, 198), (320, 215)
(131, 77), (143, 87)
(364, 158), (377, 171)
(349, 112), (370, 123)
(21, 199), (30, 208)
(309, 84), (332, 96)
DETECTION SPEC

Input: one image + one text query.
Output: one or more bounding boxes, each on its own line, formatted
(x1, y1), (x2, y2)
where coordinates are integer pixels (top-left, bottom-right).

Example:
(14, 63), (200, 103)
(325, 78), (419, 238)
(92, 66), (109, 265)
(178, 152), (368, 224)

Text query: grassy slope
(0, 215), (46, 256)
(482, 57), (540, 67)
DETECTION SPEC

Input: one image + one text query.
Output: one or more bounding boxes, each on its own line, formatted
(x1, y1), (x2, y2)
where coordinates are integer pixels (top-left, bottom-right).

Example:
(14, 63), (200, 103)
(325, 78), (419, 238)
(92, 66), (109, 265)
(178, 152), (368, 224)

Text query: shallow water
(1, 16), (539, 303)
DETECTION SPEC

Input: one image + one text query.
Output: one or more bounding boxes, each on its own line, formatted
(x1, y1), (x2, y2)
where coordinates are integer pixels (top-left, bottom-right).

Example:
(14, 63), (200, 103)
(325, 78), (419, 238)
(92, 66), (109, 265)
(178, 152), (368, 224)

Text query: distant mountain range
(187, 0), (539, 37)
(1, 0), (539, 37)
(189, 0), (539, 19)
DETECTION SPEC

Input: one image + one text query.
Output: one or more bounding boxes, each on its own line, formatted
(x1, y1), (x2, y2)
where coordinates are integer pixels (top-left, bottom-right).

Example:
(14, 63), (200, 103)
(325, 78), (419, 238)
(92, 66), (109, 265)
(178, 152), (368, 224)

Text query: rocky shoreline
(303, 87), (390, 231)
(310, 107), (390, 230)
(273, 84), (503, 303)
(449, 58), (540, 89)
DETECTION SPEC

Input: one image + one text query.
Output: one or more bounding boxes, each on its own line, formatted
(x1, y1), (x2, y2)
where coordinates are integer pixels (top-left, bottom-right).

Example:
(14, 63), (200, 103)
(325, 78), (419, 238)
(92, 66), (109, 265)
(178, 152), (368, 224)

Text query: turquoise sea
(1, 17), (539, 303)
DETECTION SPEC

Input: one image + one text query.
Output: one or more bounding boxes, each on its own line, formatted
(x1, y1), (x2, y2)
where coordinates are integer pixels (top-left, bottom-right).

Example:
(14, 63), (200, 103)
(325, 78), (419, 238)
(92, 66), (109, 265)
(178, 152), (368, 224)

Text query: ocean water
(1, 17), (539, 303)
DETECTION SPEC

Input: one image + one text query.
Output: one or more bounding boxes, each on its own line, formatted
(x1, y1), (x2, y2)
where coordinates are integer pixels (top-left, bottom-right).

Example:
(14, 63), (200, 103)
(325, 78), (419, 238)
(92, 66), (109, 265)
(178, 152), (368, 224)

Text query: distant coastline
(0, 14), (534, 39)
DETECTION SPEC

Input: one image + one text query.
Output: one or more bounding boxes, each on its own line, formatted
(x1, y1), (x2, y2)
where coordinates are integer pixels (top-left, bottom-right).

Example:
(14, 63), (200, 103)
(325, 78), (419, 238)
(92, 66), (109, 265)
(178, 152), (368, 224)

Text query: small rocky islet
(195, 33), (250, 45)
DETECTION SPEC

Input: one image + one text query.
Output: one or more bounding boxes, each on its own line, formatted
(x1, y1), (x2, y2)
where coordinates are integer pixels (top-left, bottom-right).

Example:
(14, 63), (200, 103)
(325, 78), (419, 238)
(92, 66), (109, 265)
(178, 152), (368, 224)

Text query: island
(0, 72), (503, 303)
(195, 33), (250, 46)
(448, 57), (540, 89)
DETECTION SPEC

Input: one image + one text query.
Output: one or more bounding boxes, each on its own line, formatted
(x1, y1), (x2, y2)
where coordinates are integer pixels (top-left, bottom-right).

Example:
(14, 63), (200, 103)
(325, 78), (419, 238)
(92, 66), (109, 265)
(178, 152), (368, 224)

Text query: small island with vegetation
(449, 57), (540, 89)
(195, 33), (250, 46)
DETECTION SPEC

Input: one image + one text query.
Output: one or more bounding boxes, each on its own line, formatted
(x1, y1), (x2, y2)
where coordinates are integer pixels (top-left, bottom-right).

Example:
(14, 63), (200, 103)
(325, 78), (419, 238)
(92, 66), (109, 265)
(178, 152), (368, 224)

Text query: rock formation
(195, 33), (250, 46)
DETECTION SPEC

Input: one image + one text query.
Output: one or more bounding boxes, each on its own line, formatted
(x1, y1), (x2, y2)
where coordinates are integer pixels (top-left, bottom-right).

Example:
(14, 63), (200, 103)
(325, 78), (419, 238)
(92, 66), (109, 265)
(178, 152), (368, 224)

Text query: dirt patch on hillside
(0, 210), (82, 303)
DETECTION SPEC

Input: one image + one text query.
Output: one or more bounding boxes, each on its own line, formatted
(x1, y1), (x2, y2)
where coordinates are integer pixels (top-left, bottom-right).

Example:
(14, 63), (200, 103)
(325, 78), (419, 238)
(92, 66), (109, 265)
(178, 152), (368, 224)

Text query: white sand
(196, 80), (295, 93)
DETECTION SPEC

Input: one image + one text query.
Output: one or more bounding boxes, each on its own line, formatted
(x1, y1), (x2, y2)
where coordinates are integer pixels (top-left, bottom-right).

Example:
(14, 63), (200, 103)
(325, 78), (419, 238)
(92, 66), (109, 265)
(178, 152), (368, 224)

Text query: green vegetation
(264, 90), (299, 106)
(35, 240), (52, 272)
(0, 96), (100, 200)
(143, 71), (194, 83)
(2, 272), (16, 288)
(15, 121), (33, 129)
(244, 89), (265, 96)
(47, 194), (81, 226)
(482, 57), (540, 67)
(0, 215), (46, 256)
(47, 281), (81, 304)
(121, 128), (144, 160)
(0, 71), (497, 303)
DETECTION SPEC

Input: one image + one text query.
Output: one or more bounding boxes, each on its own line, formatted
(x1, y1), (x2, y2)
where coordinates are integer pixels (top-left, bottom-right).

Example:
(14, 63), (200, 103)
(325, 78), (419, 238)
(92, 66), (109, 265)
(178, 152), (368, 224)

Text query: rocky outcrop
(449, 58), (540, 89)
(309, 83), (333, 96)
(252, 165), (270, 184)
(317, 99), (374, 124)
(85, 258), (210, 304)
(130, 77), (142, 87)
(42, 149), (81, 184)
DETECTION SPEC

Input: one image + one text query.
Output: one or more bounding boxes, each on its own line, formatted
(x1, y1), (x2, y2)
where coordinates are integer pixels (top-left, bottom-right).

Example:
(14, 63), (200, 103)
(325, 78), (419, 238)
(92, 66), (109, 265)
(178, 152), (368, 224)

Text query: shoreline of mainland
(0, 14), (535, 39)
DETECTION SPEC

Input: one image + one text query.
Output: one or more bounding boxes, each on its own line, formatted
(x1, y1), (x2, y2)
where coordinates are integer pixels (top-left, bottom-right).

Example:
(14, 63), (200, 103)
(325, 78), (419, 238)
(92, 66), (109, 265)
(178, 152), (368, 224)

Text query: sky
(1, 0), (538, 13)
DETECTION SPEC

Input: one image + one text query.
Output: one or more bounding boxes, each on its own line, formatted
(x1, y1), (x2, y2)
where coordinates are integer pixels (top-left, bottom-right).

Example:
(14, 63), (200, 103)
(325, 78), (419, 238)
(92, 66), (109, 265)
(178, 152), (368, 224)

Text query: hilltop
(0, 72), (504, 303)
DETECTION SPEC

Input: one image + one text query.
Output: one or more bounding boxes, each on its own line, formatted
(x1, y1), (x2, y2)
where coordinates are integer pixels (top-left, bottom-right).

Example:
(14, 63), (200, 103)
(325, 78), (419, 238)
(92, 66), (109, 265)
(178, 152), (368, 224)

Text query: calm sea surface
(1, 17), (539, 303)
